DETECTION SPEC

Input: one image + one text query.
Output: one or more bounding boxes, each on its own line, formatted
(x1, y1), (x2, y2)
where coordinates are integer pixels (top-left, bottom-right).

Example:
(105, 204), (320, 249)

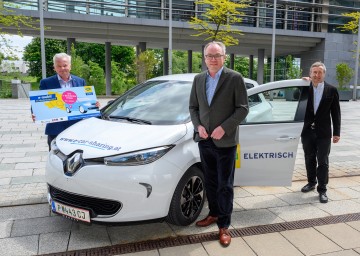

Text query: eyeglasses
(205, 54), (224, 60)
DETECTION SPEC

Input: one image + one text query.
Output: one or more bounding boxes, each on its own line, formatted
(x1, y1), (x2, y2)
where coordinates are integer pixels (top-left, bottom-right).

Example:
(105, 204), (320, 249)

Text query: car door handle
(275, 136), (297, 141)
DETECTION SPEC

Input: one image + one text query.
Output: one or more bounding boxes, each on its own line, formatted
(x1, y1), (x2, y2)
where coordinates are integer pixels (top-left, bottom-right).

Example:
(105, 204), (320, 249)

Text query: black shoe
(301, 184), (315, 193)
(319, 193), (328, 203)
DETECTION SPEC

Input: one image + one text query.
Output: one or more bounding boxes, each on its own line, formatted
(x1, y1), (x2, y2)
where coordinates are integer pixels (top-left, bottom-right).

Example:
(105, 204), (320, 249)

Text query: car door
(234, 79), (310, 186)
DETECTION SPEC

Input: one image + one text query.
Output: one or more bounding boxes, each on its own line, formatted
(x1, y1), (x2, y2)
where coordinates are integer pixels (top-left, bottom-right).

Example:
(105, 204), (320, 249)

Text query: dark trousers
(47, 135), (57, 151)
(301, 130), (331, 193)
(198, 139), (236, 228)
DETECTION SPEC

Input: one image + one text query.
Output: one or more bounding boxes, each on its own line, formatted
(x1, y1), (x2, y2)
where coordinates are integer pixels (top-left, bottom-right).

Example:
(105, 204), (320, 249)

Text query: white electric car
(46, 74), (310, 226)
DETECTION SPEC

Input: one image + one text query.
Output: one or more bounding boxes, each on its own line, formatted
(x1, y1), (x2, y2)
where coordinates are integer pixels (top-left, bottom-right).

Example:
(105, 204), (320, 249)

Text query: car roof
(147, 73), (259, 87)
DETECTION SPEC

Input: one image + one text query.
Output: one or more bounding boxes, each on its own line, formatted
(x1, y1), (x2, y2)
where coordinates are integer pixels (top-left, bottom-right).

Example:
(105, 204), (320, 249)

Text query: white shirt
(313, 82), (324, 114)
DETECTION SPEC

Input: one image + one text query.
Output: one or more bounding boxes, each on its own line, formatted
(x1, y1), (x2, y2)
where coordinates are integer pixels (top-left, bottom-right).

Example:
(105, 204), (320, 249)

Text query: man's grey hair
(204, 41), (226, 55)
(310, 61), (326, 73)
(53, 53), (71, 66)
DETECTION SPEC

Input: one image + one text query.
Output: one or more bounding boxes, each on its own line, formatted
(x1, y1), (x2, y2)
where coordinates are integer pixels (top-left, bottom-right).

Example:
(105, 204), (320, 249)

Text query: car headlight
(104, 145), (174, 166)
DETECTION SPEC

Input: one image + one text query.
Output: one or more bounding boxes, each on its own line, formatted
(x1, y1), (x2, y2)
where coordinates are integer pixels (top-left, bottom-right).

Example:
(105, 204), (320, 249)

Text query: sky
(3, 34), (33, 59)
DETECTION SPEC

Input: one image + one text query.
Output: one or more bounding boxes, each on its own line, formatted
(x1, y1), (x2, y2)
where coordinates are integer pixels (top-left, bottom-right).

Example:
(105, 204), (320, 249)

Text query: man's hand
(333, 136), (340, 143)
(31, 114), (36, 122)
(96, 101), (100, 108)
(198, 125), (209, 139)
(211, 126), (225, 140)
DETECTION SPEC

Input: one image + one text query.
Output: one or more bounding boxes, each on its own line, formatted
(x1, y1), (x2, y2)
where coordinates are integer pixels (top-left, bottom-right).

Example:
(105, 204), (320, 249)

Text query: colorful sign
(30, 86), (100, 124)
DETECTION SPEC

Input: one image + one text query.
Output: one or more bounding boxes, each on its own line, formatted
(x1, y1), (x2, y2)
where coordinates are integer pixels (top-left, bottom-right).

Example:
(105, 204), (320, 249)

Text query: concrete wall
(300, 33), (357, 86)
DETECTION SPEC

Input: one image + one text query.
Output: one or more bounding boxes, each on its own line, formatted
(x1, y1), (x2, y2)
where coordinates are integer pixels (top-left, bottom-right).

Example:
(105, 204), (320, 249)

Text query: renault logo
(65, 152), (84, 176)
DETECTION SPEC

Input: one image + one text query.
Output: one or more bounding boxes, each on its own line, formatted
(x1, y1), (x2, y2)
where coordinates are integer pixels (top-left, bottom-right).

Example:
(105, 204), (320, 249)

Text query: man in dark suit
(33, 53), (90, 150)
(300, 61), (341, 203)
(189, 41), (249, 246)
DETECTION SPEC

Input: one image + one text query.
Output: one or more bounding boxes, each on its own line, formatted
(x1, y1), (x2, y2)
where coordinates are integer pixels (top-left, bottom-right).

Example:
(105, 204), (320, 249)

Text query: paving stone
(346, 221), (360, 232)
(108, 222), (176, 245)
(11, 216), (72, 236)
(315, 223), (360, 249)
(234, 194), (289, 210)
(316, 250), (360, 256)
(0, 221), (12, 238)
(11, 176), (46, 185)
(0, 235), (38, 256)
(0, 204), (49, 221)
(327, 177), (360, 188)
(234, 186), (253, 198)
(281, 227), (342, 255)
(244, 232), (303, 256)
(0, 178), (11, 185)
(315, 199), (360, 215)
(241, 186), (292, 196)
(231, 209), (284, 228)
(159, 244), (208, 256)
(269, 204), (330, 222)
(275, 191), (318, 205)
(117, 251), (159, 256)
(326, 188), (360, 201)
(68, 226), (111, 251)
(39, 231), (70, 255)
(203, 237), (256, 256)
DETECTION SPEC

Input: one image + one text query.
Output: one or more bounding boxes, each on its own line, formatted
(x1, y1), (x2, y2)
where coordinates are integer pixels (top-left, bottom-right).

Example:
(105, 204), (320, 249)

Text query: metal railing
(3, 0), (359, 33)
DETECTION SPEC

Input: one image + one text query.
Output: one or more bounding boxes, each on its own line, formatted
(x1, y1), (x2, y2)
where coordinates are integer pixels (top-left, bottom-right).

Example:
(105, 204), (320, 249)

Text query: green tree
(0, 3), (38, 58)
(23, 37), (66, 79)
(339, 12), (360, 62)
(285, 55), (302, 79)
(189, 0), (249, 46)
(75, 42), (135, 72)
(336, 62), (354, 90)
(88, 60), (105, 95)
(340, 12), (360, 33)
(135, 50), (159, 83)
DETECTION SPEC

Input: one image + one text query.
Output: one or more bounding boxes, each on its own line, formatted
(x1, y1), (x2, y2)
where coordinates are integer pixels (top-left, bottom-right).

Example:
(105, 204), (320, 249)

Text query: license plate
(51, 200), (91, 223)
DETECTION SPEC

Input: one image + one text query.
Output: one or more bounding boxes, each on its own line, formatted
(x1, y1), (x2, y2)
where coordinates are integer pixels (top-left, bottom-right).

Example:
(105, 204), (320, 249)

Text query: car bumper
(45, 151), (182, 223)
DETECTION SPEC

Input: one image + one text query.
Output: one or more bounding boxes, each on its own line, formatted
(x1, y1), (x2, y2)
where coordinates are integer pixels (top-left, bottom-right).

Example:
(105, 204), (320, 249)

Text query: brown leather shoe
(195, 215), (218, 227)
(219, 228), (231, 247)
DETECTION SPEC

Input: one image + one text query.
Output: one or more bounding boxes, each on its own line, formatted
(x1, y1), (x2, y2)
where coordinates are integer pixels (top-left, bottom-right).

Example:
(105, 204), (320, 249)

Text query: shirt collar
(206, 67), (224, 79)
(313, 82), (324, 90)
(57, 74), (72, 83)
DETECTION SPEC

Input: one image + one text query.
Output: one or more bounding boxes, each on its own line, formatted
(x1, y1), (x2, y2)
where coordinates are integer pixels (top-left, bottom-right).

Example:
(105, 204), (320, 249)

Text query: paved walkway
(1, 98), (360, 256)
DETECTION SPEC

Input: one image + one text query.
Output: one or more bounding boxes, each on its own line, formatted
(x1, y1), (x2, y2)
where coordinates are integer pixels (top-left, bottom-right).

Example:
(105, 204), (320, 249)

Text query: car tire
(166, 165), (205, 226)
(66, 107), (71, 113)
(79, 106), (87, 113)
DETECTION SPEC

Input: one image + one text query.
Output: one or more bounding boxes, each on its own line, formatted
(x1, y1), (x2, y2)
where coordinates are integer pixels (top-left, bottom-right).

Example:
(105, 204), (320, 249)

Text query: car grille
(49, 185), (122, 217)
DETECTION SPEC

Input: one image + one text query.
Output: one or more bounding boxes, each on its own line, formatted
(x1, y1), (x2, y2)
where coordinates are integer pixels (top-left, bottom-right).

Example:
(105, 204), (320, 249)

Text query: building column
(321, 0), (329, 32)
(163, 48), (169, 75)
(249, 55), (254, 80)
(202, 45), (206, 71)
(67, 38), (76, 55)
(105, 42), (112, 96)
(257, 49), (265, 84)
(137, 42), (147, 55)
(230, 53), (235, 70)
(188, 50), (193, 73)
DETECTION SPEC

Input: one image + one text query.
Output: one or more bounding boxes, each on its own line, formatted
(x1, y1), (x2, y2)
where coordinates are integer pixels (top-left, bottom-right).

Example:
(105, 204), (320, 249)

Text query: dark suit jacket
(39, 74), (86, 136)
(301, 81), (341, 139)
(189, 67), (249, 147)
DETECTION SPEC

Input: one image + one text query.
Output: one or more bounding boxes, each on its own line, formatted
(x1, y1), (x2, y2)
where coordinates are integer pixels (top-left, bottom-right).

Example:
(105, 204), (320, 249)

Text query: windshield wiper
(108, 115), (152, 125)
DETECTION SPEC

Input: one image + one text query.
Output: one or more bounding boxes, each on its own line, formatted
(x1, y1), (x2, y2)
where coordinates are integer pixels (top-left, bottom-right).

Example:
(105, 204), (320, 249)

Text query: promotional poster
(30, 86), (100, 124)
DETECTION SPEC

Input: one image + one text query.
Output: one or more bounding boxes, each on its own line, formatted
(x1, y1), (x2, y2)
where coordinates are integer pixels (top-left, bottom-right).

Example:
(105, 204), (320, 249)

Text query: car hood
(56, 117), (188, 158)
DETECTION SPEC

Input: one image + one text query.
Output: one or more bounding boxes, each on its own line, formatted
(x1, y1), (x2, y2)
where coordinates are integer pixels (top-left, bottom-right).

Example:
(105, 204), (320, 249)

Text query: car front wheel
(79, 105), (87, 113)
(166, 166), (205, 226)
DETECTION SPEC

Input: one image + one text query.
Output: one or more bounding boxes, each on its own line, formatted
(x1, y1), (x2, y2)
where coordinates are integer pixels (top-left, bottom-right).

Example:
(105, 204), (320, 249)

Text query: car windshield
(102, 80), (193, 125)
